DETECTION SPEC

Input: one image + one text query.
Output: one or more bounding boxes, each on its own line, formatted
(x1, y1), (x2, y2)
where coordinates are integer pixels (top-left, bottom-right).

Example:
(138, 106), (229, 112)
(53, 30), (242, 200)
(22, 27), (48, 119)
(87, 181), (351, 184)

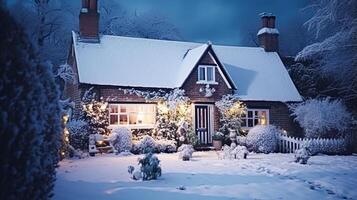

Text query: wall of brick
(244, 101), (302, 136)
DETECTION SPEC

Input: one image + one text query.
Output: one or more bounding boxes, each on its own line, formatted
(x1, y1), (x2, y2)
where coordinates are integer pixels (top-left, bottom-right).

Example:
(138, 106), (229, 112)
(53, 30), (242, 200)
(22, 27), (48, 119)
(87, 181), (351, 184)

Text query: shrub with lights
(215, 94), (247, 141)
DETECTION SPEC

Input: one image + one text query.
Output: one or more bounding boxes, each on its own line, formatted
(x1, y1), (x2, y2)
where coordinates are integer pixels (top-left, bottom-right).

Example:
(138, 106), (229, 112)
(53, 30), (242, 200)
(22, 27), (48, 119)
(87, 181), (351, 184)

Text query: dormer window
(197, 65), (216, 84)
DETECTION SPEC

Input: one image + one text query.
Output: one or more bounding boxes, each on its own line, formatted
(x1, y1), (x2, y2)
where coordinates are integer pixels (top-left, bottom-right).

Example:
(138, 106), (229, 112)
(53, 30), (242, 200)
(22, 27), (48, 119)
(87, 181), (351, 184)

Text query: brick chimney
(79, 0), (99, 42)
(257, 13), (279, 52)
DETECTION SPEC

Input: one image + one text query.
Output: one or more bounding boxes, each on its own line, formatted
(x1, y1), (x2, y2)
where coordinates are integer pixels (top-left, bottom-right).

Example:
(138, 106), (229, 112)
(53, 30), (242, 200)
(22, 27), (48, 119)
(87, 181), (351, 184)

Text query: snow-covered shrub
(215, 95), (246, 136)
(294, 147), (311, 164)
(133, 135), (157, 154)
(178, 144), (194, 161)
(176, 120), (197, 146)
(303, 139), (346, 155)
(290, 98), (352, 138)
(246, 125), (280, 153)
(236, 136), (247, 146)
(155, 139), (177, 153)
(80, 87), (110, 135)
(0, 10), (62, 199)
(222, 144), (249, 159)
(139, 153), (162, 180)
(110, 127), (132, 153)
(67, 119), (89, 151)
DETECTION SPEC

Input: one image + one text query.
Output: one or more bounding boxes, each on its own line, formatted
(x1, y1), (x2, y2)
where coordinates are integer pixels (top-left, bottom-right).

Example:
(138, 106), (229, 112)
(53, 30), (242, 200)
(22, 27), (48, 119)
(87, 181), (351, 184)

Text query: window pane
(129, 113), (137, 124)
(110, 115), (118, 125)
(199, 67), (205, 81)
(260, 111), (267, 125)
(119, 114), (128, 124)
(120, 105), (126, 113)
(248, 119), (253, 127)
(207, 67), (214, 81)
(109, 105), (118, 113)
(254, 118), (259, 126)
(248, 111), (253, 118)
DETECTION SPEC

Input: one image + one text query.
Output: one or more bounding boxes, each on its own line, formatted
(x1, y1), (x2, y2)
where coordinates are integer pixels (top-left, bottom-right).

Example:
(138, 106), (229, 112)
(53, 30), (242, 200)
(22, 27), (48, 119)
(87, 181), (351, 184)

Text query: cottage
(65, 0), (302, 145)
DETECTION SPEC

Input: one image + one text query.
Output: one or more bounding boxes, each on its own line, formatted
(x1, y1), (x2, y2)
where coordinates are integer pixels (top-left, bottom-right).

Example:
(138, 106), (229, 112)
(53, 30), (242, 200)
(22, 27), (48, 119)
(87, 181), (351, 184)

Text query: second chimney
(79, 0), (100, 42)
(257, 13), (279, 52)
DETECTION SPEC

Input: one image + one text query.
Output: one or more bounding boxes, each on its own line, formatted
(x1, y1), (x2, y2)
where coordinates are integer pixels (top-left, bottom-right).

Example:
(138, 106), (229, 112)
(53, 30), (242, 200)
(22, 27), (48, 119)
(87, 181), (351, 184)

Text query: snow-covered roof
(72, 32), (302, 102)
(257, 27), (280, 35)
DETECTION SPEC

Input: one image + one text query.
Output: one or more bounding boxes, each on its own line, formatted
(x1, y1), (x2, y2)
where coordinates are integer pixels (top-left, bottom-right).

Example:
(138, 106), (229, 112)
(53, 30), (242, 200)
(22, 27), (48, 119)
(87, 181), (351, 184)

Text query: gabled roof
(72, 32), (302, 102)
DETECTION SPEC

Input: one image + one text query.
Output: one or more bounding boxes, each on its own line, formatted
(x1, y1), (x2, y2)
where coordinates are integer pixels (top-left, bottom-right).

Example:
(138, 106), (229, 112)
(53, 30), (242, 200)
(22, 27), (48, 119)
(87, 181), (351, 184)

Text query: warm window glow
(241, 109), (269, 129)
(109, 104), (156, 128)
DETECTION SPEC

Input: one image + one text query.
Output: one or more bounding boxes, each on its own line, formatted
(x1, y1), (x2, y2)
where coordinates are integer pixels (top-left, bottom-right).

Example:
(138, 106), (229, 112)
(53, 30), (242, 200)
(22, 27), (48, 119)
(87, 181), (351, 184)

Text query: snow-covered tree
(295, 0), (357, 111)
(0, 7), (62, 199)
(80, 87), (109, 136)
(290, 97), (352, 138)
(215, 95), (246, 136)
(67, 119), (89, 151)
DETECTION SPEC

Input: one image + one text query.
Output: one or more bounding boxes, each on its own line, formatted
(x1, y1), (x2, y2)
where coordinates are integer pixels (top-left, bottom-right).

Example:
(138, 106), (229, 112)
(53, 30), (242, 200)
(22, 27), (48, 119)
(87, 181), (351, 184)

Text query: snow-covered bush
(290, 98), (352, 138)
(246, 125), (280, 153)
(303, 139), (346, 155)
(0, 10), (62, 199)
(215, 95), (246, 136)
(222, 143), (249, 159)
(139, 153), (162, 180)
(294, 147), (311, 164)
(236, 136), (247, 146)
(178, 144), (194, 161)
(155, 139), (177, 153)
(80, 87), (110, 136)
(67, 119), (89, 151)
(176, 120), (197, 146)
(110, 127), (132, 153)
(133, 135), (157, 154)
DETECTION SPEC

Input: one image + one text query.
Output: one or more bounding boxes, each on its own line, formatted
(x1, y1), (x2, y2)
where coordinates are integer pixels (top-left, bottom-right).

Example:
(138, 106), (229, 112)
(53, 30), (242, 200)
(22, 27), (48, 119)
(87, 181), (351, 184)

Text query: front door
(195, 105), (213, 145)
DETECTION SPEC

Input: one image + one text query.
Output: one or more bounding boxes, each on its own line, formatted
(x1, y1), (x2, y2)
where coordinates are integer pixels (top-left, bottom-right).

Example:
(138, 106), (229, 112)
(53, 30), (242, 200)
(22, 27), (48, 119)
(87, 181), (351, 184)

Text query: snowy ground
(54, 151), (357, 200)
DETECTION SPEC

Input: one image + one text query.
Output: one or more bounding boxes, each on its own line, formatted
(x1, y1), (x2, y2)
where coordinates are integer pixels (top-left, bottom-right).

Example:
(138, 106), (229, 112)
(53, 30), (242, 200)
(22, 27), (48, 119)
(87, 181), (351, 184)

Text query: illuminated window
(241, 109), (269, 129)
(109, 104), (156, 128)
(198, 65), (215, 83)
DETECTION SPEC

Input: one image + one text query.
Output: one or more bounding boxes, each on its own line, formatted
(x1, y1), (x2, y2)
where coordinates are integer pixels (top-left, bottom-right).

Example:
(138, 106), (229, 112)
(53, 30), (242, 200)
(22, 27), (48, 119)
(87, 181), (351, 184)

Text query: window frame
(197, 65), (217, 84)
(241, 108), (269, 130)
(108, 103), (156, 129)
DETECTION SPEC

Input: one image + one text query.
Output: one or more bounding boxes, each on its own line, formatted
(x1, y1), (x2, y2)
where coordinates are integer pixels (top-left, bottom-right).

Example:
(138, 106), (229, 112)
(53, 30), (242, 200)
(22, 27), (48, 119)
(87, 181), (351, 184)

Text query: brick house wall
(244, 101), (302, 136)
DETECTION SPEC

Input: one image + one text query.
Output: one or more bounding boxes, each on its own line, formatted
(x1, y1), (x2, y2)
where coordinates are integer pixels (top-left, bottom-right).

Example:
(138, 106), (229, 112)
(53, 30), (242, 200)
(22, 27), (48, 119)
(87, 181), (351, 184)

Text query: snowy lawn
(54, 151), (357, 200)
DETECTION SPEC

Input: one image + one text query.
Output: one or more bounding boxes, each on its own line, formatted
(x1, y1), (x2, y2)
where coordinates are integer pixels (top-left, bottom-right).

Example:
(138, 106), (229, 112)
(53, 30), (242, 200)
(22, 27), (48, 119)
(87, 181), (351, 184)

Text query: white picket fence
(277, 134), (345, 154)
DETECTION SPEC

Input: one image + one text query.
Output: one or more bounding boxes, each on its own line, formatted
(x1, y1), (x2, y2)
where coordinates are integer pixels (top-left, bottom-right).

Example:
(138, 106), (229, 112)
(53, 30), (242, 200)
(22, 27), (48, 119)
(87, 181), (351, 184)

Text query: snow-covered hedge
(156, 139), (177, 153)
(246, 125), (280, 153)
(303, 139), (346, 155)
(132, 135), (157, 154)
(67, 119), (89, 151)
(132, 135), (177, 154)
(110, 127), (132, 153)
(178, 144), (194, 160)
(290, 98), (352, 138)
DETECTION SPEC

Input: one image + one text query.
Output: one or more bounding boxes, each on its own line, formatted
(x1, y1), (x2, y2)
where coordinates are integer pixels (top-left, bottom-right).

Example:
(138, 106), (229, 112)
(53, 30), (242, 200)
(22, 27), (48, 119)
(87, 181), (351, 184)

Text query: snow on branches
(290, 97), (352, 138)
(215, 94), (246, 136)
(80, 87), (110, 135)
(55, 63), (75, 84)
